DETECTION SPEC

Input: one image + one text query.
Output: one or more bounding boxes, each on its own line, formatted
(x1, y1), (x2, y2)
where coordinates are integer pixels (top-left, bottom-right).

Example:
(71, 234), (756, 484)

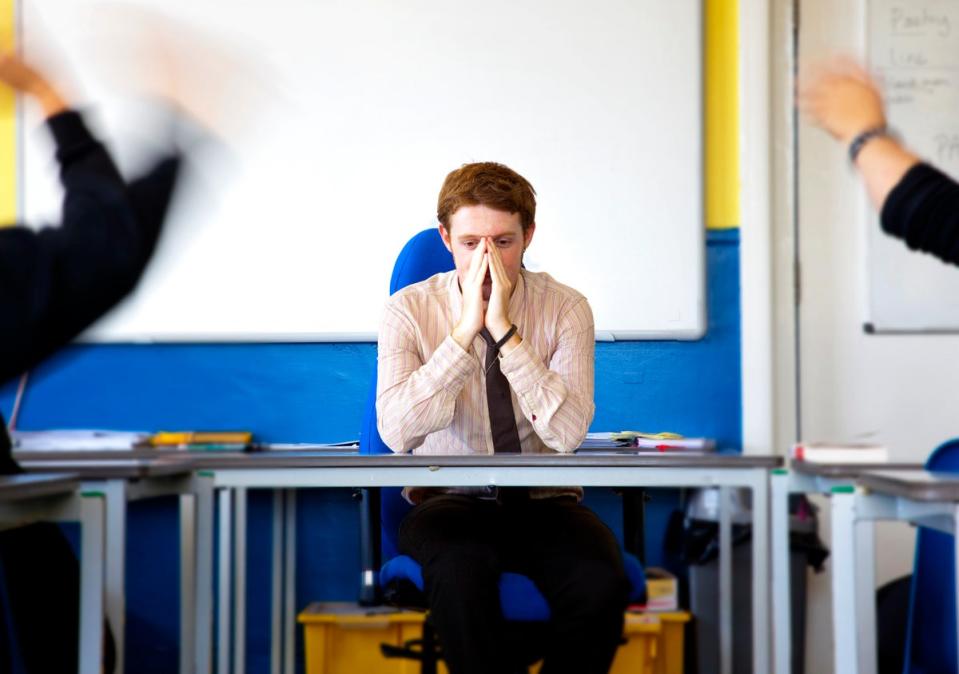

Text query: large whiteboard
(20, 0), (704, 341)
(866, 0), (959, 332)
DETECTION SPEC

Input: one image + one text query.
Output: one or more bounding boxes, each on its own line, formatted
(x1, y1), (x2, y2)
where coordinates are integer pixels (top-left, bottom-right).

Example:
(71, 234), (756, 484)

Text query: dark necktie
(480, 329), (522, 454)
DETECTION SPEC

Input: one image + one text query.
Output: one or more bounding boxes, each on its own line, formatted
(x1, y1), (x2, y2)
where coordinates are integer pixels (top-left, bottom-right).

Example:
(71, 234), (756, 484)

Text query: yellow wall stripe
(0, 0), (15, 226)
(705, 0), (740, 230)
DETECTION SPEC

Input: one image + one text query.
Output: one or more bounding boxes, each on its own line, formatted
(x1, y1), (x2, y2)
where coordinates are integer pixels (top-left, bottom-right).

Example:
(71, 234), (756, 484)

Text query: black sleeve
(0, 110), (182, 384)
(880, 162), (959, 266)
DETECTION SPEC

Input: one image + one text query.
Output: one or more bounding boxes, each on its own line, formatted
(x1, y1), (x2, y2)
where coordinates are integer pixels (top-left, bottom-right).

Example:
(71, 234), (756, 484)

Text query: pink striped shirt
(376, 269), (595, 501)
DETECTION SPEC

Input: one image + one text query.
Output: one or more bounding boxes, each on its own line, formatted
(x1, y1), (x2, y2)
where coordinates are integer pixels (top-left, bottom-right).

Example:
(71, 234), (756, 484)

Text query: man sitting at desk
(377, 162), (628, 674)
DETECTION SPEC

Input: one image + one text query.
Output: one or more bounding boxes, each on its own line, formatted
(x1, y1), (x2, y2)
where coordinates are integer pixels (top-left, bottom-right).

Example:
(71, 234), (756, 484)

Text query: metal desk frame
(827, 471), (959, 674)
(0, 474), (105, 674)
(204, 453), (779, 674)
(16, 457), (215, 674)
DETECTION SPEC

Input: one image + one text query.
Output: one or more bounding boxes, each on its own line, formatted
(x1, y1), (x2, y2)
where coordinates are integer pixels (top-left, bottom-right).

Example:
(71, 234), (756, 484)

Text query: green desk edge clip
(772, 468), (788, 475)
(81, 490), (105, 498)
(198, 470), (214, 477)
(830, 485), (855, 494)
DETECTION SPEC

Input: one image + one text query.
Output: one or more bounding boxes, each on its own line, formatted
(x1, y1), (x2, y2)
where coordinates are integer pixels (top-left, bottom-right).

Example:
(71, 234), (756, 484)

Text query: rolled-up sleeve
(376, 302), (476, 453)
(499, 297), (595, 452)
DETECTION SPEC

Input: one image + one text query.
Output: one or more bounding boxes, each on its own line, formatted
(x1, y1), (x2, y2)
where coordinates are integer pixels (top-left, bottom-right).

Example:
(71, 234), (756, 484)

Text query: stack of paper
(791, 442), (889, 463)
(632, 437), (715, 452)
(610, 431), (684, 443)
(12, 430), (148, 451)
(579, 433), (632, 449)
(578, 432), (716, 453)
(266, 442), (359, 452)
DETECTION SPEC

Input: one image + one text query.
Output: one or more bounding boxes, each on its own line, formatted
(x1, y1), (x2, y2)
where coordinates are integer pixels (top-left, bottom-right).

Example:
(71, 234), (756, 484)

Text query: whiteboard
(19, 0), (704, 342)
(866, 0), (959, 332)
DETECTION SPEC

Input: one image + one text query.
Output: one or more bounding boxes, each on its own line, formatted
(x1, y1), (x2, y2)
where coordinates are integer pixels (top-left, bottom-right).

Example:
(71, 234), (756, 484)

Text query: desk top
(0, 473), (80, 501)
(16, 456), (196, 480)
(791, 461), (923, 479)
(859, 470), (959, 502)
(11, 449), (783, 473)
(14, 449), (188, 462)
(191, 451), (783, 470)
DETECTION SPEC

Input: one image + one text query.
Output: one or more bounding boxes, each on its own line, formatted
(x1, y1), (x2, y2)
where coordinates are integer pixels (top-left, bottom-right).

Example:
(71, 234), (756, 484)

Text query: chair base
(380, 619), (441, 674)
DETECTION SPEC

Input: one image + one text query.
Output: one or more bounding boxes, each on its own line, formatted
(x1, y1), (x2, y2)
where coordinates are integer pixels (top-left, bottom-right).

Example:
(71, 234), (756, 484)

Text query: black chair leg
(355, 487), (382, 605)
(622, 488), (648, 565)
(420, 619), (438, 674)
(358, 484), (447, 671)
(379, 618), (443, 673)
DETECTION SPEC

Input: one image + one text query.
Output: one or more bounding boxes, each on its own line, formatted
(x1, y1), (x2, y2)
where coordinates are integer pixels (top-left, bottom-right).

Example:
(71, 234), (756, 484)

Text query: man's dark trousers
(399, 493), (629, 674)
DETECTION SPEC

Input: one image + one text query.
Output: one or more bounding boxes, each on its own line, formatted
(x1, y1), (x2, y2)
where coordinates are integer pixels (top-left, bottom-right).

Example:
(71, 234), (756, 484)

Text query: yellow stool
(299, 602), (691, 674)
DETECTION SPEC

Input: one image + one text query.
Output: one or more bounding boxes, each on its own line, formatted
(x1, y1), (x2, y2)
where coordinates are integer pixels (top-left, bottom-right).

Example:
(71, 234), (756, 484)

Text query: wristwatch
(848, 126), (887, 163)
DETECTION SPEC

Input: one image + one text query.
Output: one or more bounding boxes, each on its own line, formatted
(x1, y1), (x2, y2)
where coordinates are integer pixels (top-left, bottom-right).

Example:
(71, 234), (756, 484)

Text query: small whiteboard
(20, 0), (705, 342)
(866, 0), (959, 333)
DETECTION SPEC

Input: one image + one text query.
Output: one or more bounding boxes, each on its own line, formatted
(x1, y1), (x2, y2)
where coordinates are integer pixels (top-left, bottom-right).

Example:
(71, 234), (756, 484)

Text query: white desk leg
(180, 493), (197, 674)
(217, 489), (232, 674)
(195, 475), (215, 674)
(101, 480), (127, 674)
(718, 486), (732, 674)
(855, 519), (877, 674)
(270, 490), (282, 674)
(770, 471), (792, 674)
(283, 490), (297, 674)
(752, 471), (771, 674)
(78, 493), (105, 674)
(233, 488), (247, 674)
(831, 489), (859, 674)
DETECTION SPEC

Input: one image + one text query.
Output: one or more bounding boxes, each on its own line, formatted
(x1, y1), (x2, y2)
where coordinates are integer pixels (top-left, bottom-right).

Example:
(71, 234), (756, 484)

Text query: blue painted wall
(0, 230), (740, 673)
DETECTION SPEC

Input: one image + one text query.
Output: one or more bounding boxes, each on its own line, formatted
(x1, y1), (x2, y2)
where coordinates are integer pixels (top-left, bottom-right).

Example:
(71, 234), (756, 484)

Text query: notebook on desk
(576, 432), (716, 454)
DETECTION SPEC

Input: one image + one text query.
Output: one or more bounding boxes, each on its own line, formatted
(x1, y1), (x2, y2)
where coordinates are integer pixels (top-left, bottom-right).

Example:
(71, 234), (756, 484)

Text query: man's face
(439, 204), (535, 302)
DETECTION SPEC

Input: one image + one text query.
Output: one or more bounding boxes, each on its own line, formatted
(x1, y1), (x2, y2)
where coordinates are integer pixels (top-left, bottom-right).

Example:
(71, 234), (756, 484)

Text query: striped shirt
(376, 269), (595, 502)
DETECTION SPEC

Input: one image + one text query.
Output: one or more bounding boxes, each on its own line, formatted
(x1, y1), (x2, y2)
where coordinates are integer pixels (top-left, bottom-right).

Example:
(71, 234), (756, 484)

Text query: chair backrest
(903, 437), (959, 674)
(359, 228), (454, 559)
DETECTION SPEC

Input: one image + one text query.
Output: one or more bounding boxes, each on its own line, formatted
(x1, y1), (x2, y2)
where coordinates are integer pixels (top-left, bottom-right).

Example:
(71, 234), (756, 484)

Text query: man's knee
(421, 541), (501, 597)
(399, 496), (490, 553)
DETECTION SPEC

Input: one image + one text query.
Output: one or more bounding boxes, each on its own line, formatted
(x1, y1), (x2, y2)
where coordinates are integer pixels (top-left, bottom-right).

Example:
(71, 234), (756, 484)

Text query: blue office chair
(901, 437), (959, 674)
(357, 228), (647, 672)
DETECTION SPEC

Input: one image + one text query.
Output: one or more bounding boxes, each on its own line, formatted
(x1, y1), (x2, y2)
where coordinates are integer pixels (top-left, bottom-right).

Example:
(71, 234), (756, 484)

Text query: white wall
(794, 1), (959, 671)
